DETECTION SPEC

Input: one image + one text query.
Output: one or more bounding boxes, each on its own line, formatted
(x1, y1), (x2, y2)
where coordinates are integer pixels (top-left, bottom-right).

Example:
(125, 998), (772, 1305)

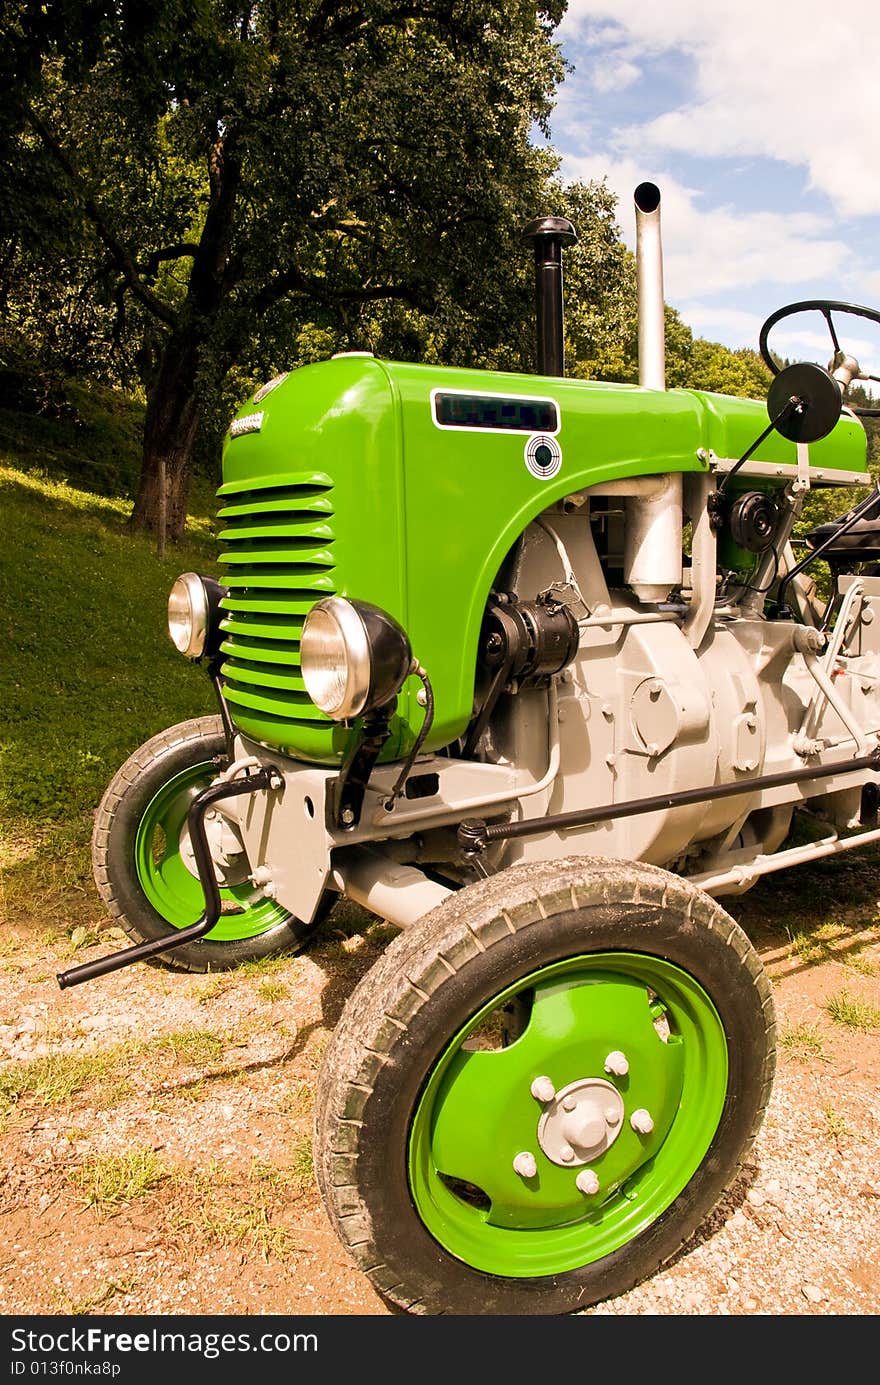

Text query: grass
(257, 979), (290, 1003)
(786, 922), (842, 966)
(0, 1028), (231, 1122)
(147, 1029), (226, 1064)
(778, 1022), (827, 1062)
(178, 1202), (300, 1261)
(0, 459), (221, 931)
(0, 1048), (129, 1113)
(170, 1156), (310, 1262)
(70, 1147), (168, 1214)
(821, 1105), (854, 1143)
(823, 989), (880, 1031)
(54, 1276), (139, 1316)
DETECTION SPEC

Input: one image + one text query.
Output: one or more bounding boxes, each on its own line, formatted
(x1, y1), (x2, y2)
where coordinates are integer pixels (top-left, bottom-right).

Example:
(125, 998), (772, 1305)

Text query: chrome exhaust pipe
(634, 181), (666, 390)
(626, 181), (681, 602)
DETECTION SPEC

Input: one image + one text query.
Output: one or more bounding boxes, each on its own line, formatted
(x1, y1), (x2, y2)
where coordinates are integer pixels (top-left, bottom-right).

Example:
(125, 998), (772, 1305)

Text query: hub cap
(537, 1077), (625, 1166)
(408, 953), (728, 1278)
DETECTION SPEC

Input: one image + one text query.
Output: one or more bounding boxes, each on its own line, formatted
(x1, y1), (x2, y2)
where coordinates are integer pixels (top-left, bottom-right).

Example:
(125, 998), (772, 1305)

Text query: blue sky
(547, 2), (880, 372)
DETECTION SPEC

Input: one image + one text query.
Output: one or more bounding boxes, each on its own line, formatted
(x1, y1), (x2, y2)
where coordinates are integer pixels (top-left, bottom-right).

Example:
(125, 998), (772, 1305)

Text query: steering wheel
(759, 299), (880, 418)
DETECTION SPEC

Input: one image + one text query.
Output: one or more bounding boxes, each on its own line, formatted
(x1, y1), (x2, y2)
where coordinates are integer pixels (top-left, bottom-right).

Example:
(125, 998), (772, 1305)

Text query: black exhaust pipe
(522, 215), (578, 377)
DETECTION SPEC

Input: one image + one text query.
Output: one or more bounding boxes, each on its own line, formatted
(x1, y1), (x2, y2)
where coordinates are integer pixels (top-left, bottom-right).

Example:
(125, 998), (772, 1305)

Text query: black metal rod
(459, 746), (880, 852)
(57, 765), (281, 989)
(521, 216), (577, 378)
(208, 657), (236, 763)
(717, 397), (799, 494)
(775, 481), (880, 612)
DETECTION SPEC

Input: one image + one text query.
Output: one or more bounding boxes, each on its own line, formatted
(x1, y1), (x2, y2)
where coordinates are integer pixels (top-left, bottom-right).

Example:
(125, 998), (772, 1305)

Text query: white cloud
(559, 2), (880, 216)
(679, 304), (765, 349)
(561, 155), (849, 305)
(591, 58), (640, 94)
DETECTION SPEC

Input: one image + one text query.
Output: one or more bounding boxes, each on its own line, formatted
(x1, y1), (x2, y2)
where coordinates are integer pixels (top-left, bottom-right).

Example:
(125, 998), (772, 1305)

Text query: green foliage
(0, 328), (146, 496)
(1, 2), (569, 531)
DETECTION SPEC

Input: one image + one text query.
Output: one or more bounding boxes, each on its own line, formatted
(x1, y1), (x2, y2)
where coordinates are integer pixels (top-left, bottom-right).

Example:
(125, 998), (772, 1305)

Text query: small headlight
(301, 597), (412, 719)
(167, 573), (225, 660)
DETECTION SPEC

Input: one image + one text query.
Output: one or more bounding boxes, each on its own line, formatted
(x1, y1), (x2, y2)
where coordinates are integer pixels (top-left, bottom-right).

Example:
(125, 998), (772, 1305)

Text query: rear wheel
(92, 716), (317, 972)
(315, 856), (775, 1315)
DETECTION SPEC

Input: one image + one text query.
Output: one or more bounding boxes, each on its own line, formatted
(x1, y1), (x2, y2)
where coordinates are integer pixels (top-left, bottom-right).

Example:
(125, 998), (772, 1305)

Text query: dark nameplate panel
(432, 392), (559, 434)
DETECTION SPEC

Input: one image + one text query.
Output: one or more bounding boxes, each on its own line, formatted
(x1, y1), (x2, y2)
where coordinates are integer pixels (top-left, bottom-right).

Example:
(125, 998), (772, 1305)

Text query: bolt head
(604, 1050), (629, 1077)
(340, 807), (355, 826)
(530, 1076), (556, 1104)
(513, 1151), (537, 1179)
(575, 1169), (600, 1196)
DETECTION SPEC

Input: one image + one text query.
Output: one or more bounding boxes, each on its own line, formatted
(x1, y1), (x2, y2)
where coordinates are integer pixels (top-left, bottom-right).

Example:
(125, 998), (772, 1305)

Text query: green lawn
(0, 460), (222, 929)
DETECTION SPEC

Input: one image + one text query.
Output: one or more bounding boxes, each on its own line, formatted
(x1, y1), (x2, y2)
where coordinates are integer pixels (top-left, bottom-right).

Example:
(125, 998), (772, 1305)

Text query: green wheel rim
(134, 760), (292, 942)
(408, 952), (729, 1278)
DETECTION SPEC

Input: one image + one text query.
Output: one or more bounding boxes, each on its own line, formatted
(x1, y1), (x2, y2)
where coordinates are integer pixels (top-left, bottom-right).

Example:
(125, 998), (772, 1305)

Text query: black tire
(315, 855), (776, 1315)
(92, 716), (318, 973)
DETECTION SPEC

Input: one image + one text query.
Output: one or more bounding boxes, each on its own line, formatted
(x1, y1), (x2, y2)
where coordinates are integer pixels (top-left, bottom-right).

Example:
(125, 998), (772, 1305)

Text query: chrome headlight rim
(167, 572), (225, 661)
(301, 596), (372, 719)
(301, 597), (413, 721)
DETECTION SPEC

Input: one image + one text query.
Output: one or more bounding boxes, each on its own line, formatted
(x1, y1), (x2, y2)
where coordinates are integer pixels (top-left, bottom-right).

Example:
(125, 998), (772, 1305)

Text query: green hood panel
(218, 356), (867, 762)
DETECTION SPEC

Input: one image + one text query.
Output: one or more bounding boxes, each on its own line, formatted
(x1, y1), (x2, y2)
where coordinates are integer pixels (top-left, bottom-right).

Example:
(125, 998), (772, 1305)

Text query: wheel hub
(536, 1077), (625, 1166)
(179, 808), (251, 888)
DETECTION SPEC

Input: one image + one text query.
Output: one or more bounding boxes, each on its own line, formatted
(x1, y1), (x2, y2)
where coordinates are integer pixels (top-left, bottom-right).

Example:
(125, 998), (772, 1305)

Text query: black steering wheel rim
(759, 298), (880, 418)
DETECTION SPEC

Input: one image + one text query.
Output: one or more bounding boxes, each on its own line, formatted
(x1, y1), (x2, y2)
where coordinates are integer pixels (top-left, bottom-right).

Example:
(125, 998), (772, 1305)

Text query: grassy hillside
(0, 441), (224, 936)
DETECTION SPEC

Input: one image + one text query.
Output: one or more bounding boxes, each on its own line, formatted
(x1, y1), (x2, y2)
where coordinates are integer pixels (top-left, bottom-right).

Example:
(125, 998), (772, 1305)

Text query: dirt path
(1, 853), (879, 1318)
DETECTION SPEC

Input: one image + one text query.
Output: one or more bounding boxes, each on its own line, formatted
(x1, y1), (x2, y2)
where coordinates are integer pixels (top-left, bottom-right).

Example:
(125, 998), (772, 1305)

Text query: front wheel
(315, 856), (775, 1315)
(92, 716), (317, 972)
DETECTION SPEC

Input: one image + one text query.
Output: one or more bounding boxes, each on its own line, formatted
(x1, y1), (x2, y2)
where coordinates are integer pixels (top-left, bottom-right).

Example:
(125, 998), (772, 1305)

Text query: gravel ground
(0, 857), (879, 1319)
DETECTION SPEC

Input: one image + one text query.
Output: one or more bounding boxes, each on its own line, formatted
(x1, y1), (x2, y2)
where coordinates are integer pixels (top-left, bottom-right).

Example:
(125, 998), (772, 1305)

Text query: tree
(3, 1), (566, 540)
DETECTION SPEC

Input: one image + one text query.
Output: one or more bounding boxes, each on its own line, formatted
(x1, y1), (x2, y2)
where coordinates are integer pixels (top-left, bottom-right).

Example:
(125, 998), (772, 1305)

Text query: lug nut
(575, 1169), (600, 1196)
(559, 1144), (575, 1163)
(604, 1050), (629, 1077)
(530, 1076), (556, 1103)
(631, 1108), (654, 1135)
(513, 1151), (537, 1179)
(562, 1095), (577, 1112)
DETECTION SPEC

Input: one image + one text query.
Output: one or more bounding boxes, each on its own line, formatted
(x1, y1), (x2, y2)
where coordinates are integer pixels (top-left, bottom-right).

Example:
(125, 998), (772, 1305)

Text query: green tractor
(60, 183), (880, 1314)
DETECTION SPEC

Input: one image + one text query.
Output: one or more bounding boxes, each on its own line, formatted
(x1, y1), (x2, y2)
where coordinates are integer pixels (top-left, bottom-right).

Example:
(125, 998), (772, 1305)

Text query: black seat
(805, 489), (880, 562)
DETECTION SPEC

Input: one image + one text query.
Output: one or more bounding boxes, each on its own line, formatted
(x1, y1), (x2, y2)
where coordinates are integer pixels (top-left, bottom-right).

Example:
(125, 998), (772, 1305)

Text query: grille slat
(218, 472), (336, 741)
(218, 496), (333, 519)
(220, 614), (303, 641)
(218, 521), (334, 542)
(223, 659), (307, 691)
(219, 543), (334, 566)
(219, 638), (300, 667)
(223, 680), (328, 723)
(222, 572), (335, 592)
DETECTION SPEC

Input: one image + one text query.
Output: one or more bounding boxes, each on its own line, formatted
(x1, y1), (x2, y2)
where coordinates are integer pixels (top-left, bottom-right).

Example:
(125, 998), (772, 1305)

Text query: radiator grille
(216, 472), (335, 735)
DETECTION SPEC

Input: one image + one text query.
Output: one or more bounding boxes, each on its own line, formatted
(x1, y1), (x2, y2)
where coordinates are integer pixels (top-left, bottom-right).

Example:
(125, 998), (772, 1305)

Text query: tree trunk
(129, 329), (203, 544)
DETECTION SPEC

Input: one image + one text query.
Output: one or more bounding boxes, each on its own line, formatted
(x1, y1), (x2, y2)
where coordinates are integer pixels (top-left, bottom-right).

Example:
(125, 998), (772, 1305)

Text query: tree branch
(306, 1), (455, 46)
(247, 261), (422, 320)
(141, 244), (200, 279)
(26, 109), (178, 329)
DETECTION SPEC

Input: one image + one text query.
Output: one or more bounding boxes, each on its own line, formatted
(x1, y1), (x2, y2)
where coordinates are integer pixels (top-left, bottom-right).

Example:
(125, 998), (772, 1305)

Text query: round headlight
(301, 597), (412, 720)
(167, 573), (225, 660)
